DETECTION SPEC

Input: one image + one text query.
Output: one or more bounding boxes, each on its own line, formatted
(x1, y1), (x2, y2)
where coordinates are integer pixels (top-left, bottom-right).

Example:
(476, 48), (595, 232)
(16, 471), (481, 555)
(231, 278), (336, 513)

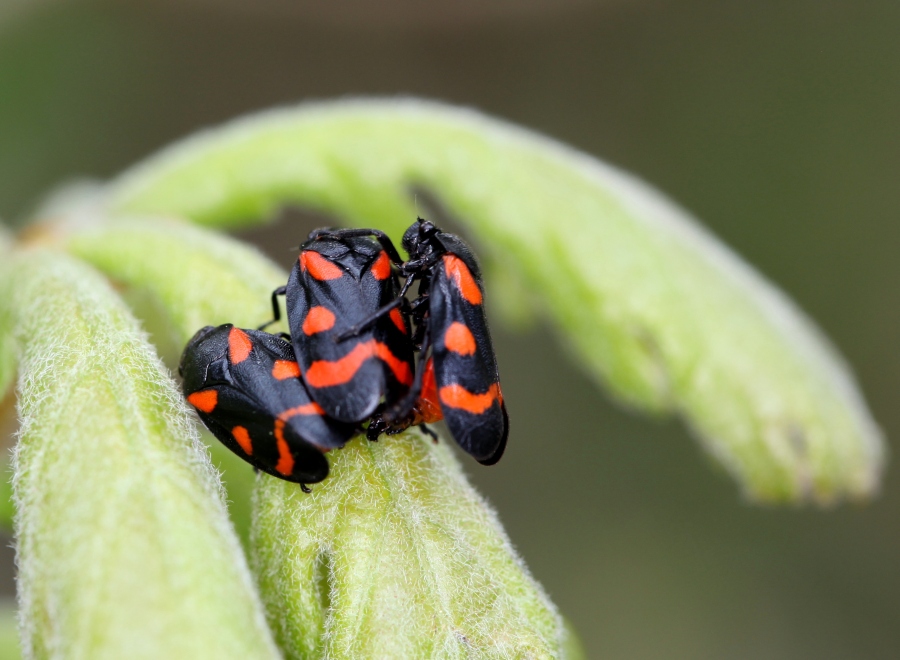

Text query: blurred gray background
(1, 1), (898, 657)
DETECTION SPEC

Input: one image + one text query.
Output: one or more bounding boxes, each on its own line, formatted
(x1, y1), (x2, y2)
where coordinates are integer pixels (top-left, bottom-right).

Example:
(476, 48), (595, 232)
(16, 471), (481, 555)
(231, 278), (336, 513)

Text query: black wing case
(195, 395), (332, 484)
(429, 247), (508, 465)
(181, 325), (356, 483)
(285, 237), (414, 423)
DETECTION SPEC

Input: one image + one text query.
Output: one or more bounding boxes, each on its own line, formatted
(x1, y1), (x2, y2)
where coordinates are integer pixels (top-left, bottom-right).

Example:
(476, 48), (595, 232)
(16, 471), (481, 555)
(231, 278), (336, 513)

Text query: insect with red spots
(322, 218), (509, 465)
(261, 229), (415, 424)
(180, 324), (357, 489)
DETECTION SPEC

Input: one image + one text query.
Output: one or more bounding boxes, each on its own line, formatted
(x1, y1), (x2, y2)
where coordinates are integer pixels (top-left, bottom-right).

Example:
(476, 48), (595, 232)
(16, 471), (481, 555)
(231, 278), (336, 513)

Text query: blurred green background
(1, 1), (898, 658)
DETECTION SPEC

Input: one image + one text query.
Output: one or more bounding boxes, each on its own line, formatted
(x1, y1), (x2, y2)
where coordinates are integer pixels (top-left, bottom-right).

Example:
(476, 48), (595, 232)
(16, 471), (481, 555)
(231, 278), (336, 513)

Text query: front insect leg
(400, 250), (442, 276)
(335, 296), (404, 342)
(419, 424), (439, 443)
(408, 293), (429, 311)
(258, 285), (287, 330)
(335, 272), (419, 342)
(366, 414), (388, 442)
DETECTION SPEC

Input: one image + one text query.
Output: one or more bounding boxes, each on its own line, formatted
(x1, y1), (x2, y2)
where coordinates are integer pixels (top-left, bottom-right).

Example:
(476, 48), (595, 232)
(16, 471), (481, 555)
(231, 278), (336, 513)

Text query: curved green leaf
(67, 217), (287, 347)
(102, 98), (883, 503)
(252, 432), (563, 659)
(67, 218), (289, 543)
(2, 248), (278, 658)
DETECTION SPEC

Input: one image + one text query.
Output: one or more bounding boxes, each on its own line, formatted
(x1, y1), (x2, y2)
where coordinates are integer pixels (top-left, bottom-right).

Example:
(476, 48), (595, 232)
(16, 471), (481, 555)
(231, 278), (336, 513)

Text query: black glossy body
(424, 234), (508, 464)
(179, 324), (356, 484)
(324, 219), (509, 465)
(285, 232), (414, 423)
(401, 222), (508, 465)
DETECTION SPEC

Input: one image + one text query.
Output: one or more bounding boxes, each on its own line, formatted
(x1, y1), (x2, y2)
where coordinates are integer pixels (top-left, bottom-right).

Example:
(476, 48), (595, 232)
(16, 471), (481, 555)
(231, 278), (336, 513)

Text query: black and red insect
(179, 324), (357, 488)
(318, 218), (509, 465)
(262, 229), (414, 424)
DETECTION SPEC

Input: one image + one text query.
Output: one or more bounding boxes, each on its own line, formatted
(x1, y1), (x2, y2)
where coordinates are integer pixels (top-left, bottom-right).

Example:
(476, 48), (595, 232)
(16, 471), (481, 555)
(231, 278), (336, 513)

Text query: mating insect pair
(180, 218), (508, 489)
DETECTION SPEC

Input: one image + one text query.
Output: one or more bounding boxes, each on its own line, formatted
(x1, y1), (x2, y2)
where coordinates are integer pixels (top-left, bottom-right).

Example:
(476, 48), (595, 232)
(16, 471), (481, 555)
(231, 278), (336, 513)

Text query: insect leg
(366, 414), (388, 442)
(335, 273), (417, 341)
(258, 286), (287, 330)
(400, 251), (443, 275)
(419, 424), (439, 443)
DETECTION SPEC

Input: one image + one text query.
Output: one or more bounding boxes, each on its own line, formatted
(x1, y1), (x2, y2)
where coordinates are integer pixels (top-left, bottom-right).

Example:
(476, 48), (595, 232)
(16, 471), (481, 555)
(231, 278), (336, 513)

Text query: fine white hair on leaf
(67, 217), (291, 545)
(252, 433), (564, 659)
(67, 217), (289, 345)
(4, 248), (279, 658)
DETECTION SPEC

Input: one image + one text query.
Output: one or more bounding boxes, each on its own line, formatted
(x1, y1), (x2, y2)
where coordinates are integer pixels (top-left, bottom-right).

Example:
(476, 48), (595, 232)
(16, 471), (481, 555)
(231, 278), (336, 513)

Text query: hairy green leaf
(104, 99), (884, 503)
(67, 218), (288, 543)
(252, 432), (563, 659)
(67, 218), (287, 346)
(3, 249), (278, 658)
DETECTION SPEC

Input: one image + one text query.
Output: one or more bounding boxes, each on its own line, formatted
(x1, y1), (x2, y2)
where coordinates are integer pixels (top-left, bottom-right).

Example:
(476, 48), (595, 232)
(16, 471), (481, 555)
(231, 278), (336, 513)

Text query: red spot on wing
(418, 358), (443, 423)
(278, 402), (326, 419)
(273, 420), (295, 476)
(438, 383), (502, 415)
(305, 341), (372, 388)
(232, 426), (253, 455)
(370, 251), (391, 280)
(300, 250), (343, 280)
(302, 306), (336, 335)
(374, 341), (414, 386)
(305, 339), (413, 388)
(443, 322), (476, 356)
(272, 360), (302, 380)
(443, 254), (483, 305)
(228, 327), (252, 364)
(390, 307), (408, 334)
(187, 389), (218, 413)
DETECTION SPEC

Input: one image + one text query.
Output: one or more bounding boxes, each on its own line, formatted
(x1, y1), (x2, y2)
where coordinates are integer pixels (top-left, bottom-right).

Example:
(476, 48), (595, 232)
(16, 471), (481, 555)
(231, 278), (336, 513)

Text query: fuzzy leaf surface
(67, 218), (289, 542)
(3, 249), (279, 659)
(252, 433), (563, 659)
